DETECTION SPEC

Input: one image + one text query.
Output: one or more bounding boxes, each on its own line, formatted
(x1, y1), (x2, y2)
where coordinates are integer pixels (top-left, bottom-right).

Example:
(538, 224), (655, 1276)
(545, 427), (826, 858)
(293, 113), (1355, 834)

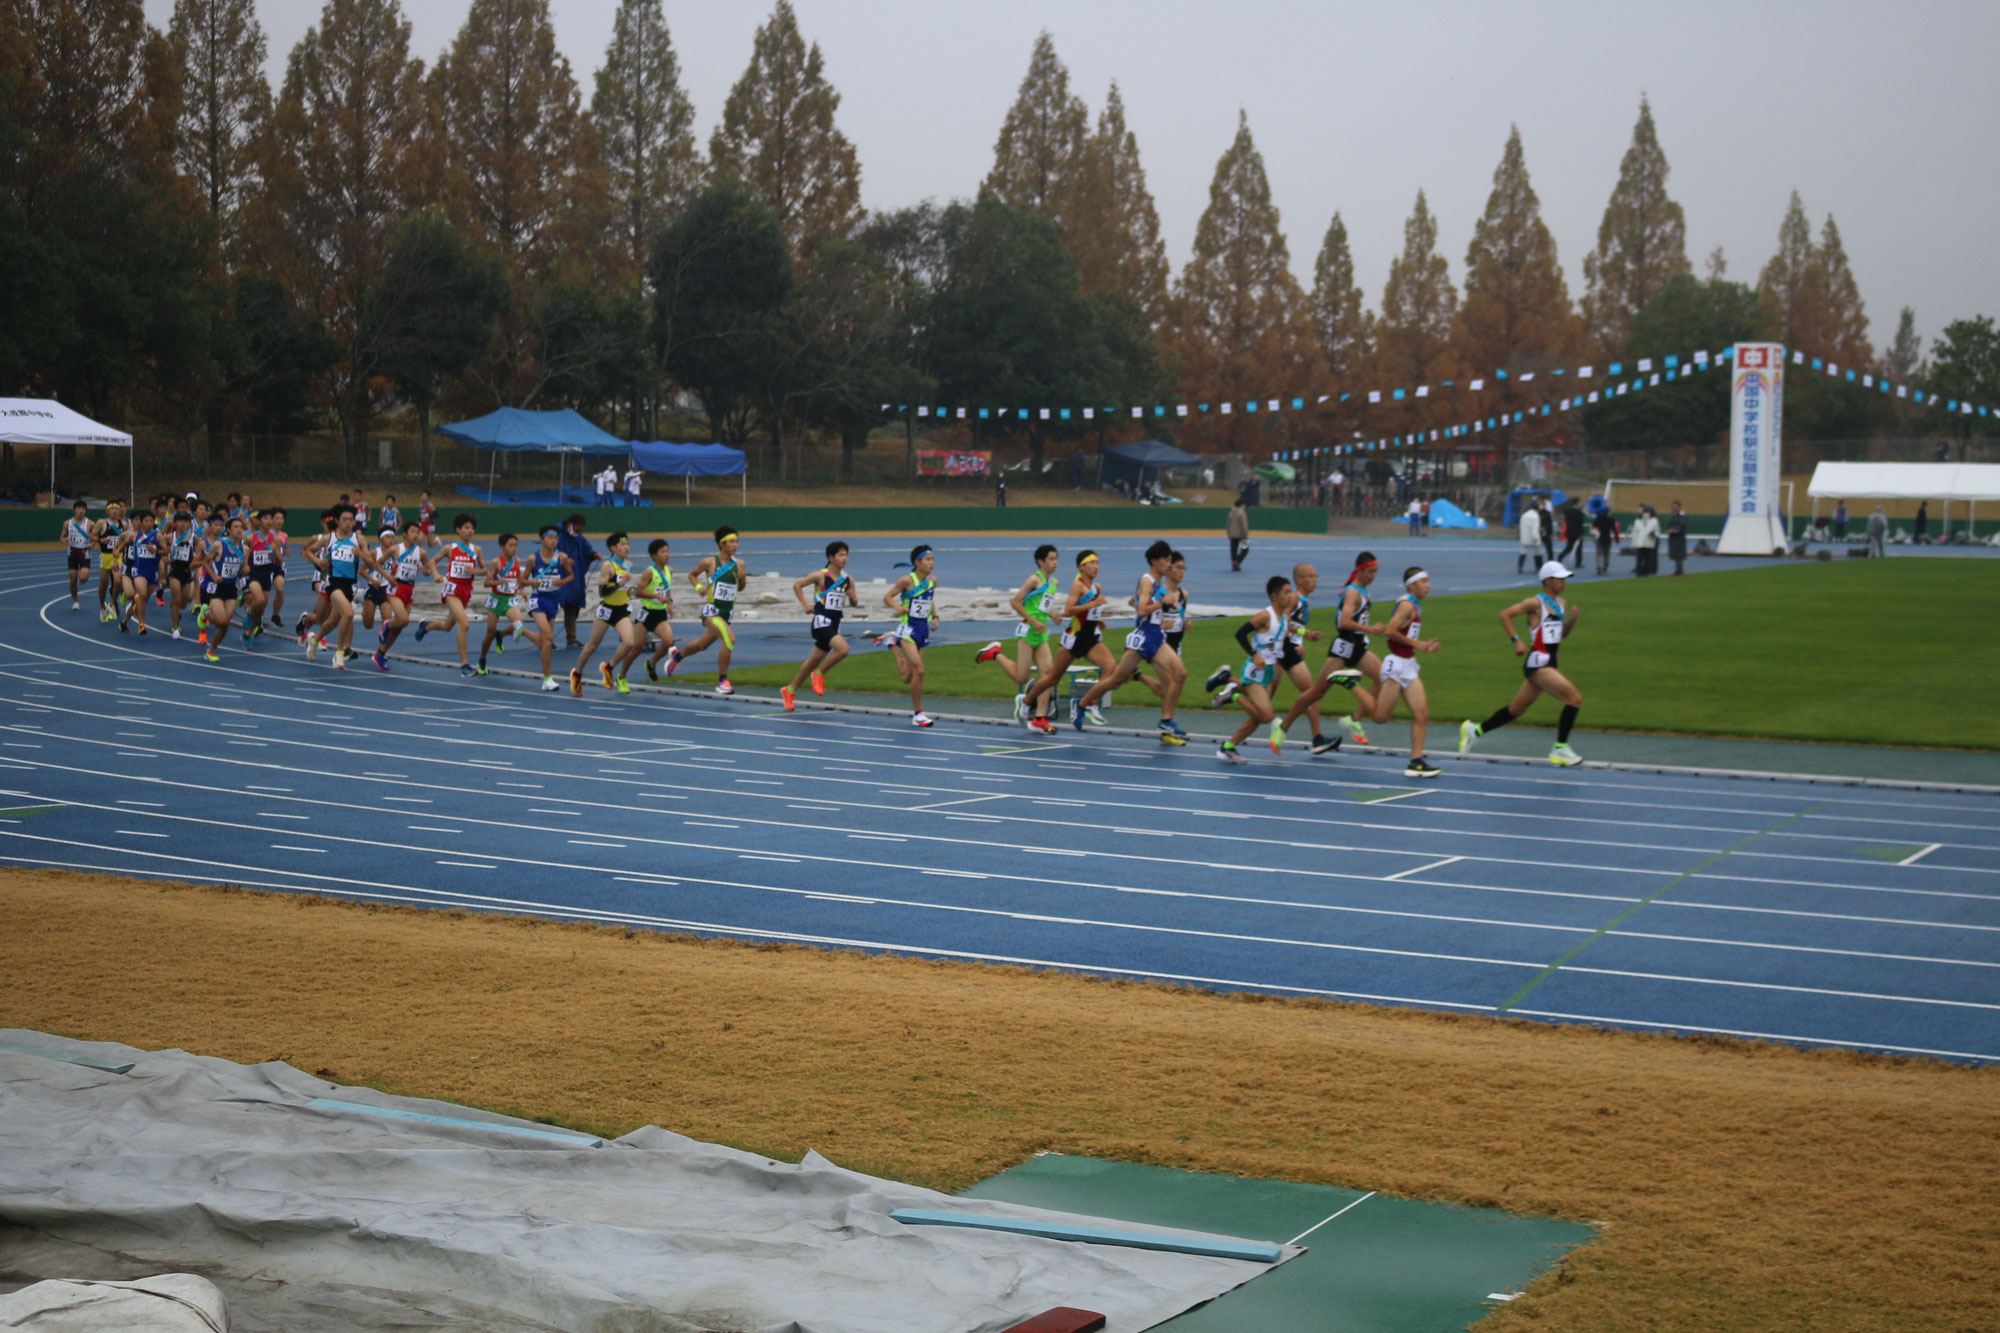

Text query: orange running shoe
(599, 662), (615, 690)
(780, 685), (796, 711)
(810, 671), (825, 696)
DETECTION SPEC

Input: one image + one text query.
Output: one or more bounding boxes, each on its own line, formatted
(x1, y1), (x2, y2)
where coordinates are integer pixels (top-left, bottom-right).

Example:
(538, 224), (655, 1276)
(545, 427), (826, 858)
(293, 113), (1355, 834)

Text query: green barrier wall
(0, 503), (1327, 543)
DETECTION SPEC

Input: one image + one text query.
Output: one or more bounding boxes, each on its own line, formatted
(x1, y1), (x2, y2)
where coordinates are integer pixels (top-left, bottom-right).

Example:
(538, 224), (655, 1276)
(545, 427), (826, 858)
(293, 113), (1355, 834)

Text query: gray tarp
(0, 1032), (1292, 1332)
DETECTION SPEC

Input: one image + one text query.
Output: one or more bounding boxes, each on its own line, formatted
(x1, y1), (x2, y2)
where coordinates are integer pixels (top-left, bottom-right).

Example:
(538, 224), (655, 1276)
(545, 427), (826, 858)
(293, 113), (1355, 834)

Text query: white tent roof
(0, 398), (133, 447)
(1807, 461), (2000, 502)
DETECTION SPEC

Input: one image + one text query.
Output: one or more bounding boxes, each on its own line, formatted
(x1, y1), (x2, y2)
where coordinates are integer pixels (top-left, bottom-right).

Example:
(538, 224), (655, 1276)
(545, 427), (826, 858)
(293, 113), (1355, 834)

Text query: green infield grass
(707, 559), (1999, 751)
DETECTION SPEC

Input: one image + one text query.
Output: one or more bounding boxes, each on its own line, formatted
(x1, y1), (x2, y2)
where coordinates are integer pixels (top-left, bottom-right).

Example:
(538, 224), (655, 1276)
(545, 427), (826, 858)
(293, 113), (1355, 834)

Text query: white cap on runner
(1538, 560), (1573, 580)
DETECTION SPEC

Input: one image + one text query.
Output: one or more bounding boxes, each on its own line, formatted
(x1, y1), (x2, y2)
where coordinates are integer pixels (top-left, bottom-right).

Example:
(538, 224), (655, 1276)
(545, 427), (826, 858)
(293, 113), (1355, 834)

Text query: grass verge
(1, 869), (1994, 1331)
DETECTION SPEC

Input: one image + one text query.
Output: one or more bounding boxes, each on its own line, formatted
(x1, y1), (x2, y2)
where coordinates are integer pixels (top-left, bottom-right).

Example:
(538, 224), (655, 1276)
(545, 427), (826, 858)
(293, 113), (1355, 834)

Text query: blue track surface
(4, 550), (1997, 1064)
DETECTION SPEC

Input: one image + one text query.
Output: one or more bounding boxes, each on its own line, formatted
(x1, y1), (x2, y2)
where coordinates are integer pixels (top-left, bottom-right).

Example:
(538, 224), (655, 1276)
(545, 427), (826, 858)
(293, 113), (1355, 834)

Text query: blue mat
(453, 485), (651, 508)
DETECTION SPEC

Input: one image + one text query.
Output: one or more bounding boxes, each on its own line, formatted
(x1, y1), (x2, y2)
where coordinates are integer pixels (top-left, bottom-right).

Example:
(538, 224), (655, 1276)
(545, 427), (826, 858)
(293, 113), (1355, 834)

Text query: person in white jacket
(1517, 503), (1544, 574)
(1629, 506), (1661, 576)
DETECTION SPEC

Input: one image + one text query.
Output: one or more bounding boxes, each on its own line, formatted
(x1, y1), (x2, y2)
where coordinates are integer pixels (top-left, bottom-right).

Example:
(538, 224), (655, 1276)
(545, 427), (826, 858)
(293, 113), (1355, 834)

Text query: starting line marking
(1385, 856), (1465, 882)
(1900, 843), (1943, 866)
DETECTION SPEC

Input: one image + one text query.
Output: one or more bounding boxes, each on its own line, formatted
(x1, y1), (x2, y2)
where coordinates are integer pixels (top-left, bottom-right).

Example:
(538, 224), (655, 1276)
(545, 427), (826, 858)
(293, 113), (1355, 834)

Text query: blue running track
(3, 552), (1997, 1063)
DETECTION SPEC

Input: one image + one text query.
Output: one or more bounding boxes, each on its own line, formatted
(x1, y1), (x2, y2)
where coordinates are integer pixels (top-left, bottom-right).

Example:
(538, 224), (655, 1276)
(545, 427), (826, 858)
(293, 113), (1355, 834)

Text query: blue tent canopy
(1426, 498), (1487, 530)
(436, 407), (628, 455)
(630, 441), (747, 476)
(1098, 438), (1201, 495)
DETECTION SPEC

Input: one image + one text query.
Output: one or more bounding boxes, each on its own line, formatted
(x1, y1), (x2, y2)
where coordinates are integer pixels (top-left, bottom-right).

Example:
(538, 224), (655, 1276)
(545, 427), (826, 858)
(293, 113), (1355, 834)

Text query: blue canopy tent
(630, 441), (748, 505)
(1098, 439), (1201, 499)
(436, 407), (630, 504)
(1425, 498), (1486, 530)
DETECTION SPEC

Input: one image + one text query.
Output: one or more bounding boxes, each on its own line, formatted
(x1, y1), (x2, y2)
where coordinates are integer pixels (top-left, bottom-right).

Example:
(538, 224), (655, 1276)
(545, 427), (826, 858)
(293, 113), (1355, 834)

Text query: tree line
(1, 0), (1992, 483)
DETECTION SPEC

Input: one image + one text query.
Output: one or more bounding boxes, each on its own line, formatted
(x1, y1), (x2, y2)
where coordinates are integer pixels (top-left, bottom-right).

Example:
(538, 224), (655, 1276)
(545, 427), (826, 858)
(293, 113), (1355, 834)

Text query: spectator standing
(623, 464), (643, 507)
(555, 513), (599, 647)
(1538, 499), (1557, 563)
(1914, 501), (1929, 544)
(1419, 497), (1431, 534)
(1331, 469), (1345, 506)
(1666, 500), (1688, 576)
(994, 474), (1007, 507)
(1867, 505), (1887, 557)
(1591, 505), (1621, 576)
(1630, 505), (1661, 575)
(1557, 500), (1584, 565)
(1833, 502), (1848, 540)
(592, 466), (611, 507)
(1517, 500), (1543, 574)
(1069, 449), (1085, 490)
(1406, 498), (1423, 537)
(1226, 499), (1250, 571)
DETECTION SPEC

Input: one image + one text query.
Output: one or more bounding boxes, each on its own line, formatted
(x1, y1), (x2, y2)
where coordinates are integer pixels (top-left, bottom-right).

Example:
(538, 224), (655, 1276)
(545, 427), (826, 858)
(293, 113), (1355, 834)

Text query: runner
(634, 539), (676, 683)
(196, 513), (248, 663)
(93, 500), (126, 622)
(474, 532), (531, 675)
(294, 509), (337, 651)
(665, 526), (747, 695)
(524, 526), (574, 691)
(238, 510), (280, 641)
(375, 519), (434, 671)
(1267, 554), (1379, 756)
(414, 514), (484, 676)
(1215, 576), (1296, 764)
(60, 500), (91, 610)
(193, 512), (228, 646)
(572, 530), (638, 696)
(882, 544), (939, 727)
(355, 526), (396, 644)
(417, 490), (439, 550)
(111, 509), (160, 635)
(1459, 560), (1586, 766)
(1373, 567), (1443, 778)
(307, 503), (373, 669)
(1071, 540), (1189, 744)
(1018, 550), (1120, 735)
(976, 543), (1060, 725)
(780, 541), (854, 710)
(380, 494), (401, 536)
(268, 507), (290, 626)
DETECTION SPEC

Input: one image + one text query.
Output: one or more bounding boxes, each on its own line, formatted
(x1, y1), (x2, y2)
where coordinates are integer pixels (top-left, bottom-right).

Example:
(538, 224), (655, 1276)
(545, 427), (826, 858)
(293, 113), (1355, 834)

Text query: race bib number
(1331, 637), (1359, 660)
(594, 603), (616, 622)
(811, 613), (835, 630)
(1526, 650), (1552, 670)
(711, 581), (737, 602)
(1059, 628), (1079, 650)
(1125, 628), (1149, 652)
(1541, 621), (1563, 644)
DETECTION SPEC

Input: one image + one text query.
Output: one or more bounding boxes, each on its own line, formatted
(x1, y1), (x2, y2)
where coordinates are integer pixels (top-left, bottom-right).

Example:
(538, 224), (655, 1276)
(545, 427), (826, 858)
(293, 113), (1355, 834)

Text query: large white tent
(0, 398), (134, 508)
(1807, 460), (2000, 535)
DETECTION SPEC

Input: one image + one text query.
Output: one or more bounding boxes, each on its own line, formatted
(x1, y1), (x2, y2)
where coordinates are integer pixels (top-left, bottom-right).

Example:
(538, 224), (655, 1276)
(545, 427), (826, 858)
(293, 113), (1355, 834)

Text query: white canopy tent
(1807, 461), (2000, 536)
(0, 398), (134, 509)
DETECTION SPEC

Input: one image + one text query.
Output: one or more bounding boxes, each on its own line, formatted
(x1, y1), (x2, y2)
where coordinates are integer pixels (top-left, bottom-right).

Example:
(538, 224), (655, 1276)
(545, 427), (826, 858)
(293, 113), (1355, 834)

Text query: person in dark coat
(1914, 501), (1929, 544)
(556, 513), (599, 648)
(1557, 501), (1585, 565)
(1666, 500), (1689, 575)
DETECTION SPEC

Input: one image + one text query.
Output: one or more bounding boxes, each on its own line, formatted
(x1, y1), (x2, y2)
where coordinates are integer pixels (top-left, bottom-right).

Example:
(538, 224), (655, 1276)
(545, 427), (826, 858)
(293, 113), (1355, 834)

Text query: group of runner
(67, 496), (1588, 773)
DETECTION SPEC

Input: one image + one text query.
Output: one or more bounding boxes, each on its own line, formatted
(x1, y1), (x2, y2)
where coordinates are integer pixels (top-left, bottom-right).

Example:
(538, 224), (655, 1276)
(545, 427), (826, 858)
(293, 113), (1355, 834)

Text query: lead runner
(1459, 560), (1586, 766)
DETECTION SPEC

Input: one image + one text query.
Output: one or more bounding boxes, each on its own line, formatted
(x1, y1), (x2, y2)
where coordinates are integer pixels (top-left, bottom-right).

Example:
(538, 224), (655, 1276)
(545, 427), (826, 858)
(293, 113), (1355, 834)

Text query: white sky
(148, 0), (2000, 354)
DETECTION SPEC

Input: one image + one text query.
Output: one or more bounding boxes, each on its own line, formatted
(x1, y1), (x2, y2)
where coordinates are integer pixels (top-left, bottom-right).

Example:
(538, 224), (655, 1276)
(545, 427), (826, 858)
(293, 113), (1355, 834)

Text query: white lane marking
(272, 844), (326, 853)
(1900, 843), (1942, 866)
(497, 782), (543, 789)
(436, 860), (498, 869)
(1386, 856), (1465, 882)
(245, 785), (291, 792)
(568, 840), (626, 849)
(116, 830), (169, 838)
(733, 778), (784, 786)
(258, 812), (310, 820)
(910, 794), (1006, 812)
(741, 854), (800, 864)
(407, 825), (463, 834)
(529, 807), (578, 815)
(1287, 1192), (1376, 1246)
(849, 834), (906, 843)
(115, 800), (164, 808)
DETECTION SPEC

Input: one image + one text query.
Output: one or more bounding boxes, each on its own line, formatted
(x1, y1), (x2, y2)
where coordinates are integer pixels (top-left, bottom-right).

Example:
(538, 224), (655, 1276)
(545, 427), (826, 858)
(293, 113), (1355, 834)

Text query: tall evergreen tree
(1068, 81), (1168, 322)
(167, 0), (270, 254)
(590, 0), (700, 277)
(1581, 97), (1688, 355)
(1809, 214), (1870, 365)
(709, 0), (861, 260)
(1309, 212), (1369, 381)
(1171, 111), (1320, 451)
(1756, 190), (1816, 348)
(982, 32), (1089, 245)
(1376, 189), (1459, 420)
(265, 0), (435, 450)
(1884, 306), (1923, 381)
(1460, 127), (1573, 448)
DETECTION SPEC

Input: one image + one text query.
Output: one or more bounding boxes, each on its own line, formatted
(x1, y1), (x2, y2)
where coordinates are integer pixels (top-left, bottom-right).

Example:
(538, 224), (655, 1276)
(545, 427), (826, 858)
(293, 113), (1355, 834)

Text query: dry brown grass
(4, 868), (1994, 1331)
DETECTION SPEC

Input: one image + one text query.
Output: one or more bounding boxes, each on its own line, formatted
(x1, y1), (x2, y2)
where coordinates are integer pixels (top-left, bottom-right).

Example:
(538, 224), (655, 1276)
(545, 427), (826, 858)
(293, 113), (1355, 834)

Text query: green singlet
(638, 563), (673, 613)
(1021, 569), (1058, 648)
(705, 556), (740, 621)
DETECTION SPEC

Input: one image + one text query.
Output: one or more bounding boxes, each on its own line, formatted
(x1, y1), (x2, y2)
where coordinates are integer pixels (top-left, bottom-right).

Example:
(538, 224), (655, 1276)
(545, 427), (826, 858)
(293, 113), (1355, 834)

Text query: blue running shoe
(460, 663), (477, 678)
(414, 621), (429, 643)
(1070, 697), (1086, 732)
(1159, 718), (1188, 739)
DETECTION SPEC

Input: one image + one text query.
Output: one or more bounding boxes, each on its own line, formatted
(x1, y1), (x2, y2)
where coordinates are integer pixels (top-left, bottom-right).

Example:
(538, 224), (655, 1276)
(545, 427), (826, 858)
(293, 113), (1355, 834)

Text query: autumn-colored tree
(167, 0), (269, 255)
(1755, 191), (1815, 347)
(1581, 97), (1688, 355)
(1884, 306), (1922, 381)
(590, 0), (700, 276)
(264, 0), (435, 451)
(1375, 189), (1459, 431)
(1808, 214), (1870, 366)
(1068, 81), (1168, 322)
(1460, 127), (1574, 448)
(1757, 197), (1877, 439)
(1171, 111), (1321, 452)
(709, 0), (861, 261)
(982, 31), (1089, 244)
(1309, 213), (1368, 379)
(3, 0), (176, 192)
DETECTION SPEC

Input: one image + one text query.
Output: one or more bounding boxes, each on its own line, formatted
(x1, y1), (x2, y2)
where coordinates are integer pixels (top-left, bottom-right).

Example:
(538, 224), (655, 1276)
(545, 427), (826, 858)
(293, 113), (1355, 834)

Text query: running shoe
(569, 667), (583, 696)
(135, 626), (147, 637)
(1458, 719), (1483, 754)
(373, 649), (389, 672)
(1027, 716), (1056, 734)
(494, 636), (505, 654)
(305, 633), (321, 661)
(1549, 743), (1582, 767)
(1405, 758), (1442, 779)
(912, 711), (935, 728)
(600, 662), (615, 690)
(780, 685), (796, 711)
(414, 621), (429, 642)
(715, 679), (734, 696)
(203, 649), (219, 663)
(474, 664), (489, 676)
(1268, 719), (1286, 754)
(1325, 668), (1362, 690)
(331, 651), (347, 670)
(1085, 705), (1107, 726)
(1070, 697), (1086, 732)
(1217, 741), (1247, 765)
(197, 606), (208, 630)
(99, 607), (114, 623)
(1340, 715), (1370, 745)
(1158, 719), (1188, 746)
(1203, 664), (1232, 693)
(540, 676), (560, 692)
(171, 628), (182, 641)
(645, 660), (658, 682)
(664, 646), (682, 676)
(118, 617), (129, 634)
(868, 632), (895, 648)
(1213, 681), (1242, 708)
(1159, 730), (1187, 746)
(1309, 733), (1343, 755)
(810, 671), (825, 696)
(155, 593), (165, 607)
(615, 676), (630, 695)
(71, 598), (80, 611)
(974, 641), (1004, 664)
(1013, 692), (1028, 723)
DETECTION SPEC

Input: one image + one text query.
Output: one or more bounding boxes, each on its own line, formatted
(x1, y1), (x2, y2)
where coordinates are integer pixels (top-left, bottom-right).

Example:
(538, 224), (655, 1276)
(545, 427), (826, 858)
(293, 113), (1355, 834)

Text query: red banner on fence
(916, 448), (991, 477)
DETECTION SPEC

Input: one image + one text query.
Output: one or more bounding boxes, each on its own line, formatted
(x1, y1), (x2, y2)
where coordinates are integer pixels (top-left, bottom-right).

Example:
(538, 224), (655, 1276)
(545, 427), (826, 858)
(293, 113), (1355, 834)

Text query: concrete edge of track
(378, 649), (2000, 796)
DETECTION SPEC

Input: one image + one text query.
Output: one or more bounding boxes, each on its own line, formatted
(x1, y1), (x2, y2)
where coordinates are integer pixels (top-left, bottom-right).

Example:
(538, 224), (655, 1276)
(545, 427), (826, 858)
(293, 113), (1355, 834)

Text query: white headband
(1405, 570), (1428, 587)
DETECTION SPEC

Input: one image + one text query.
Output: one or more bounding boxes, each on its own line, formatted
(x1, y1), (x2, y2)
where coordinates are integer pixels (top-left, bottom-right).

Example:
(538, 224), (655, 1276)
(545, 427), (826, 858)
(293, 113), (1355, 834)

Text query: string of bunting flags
(884, 343), (1992, 462)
